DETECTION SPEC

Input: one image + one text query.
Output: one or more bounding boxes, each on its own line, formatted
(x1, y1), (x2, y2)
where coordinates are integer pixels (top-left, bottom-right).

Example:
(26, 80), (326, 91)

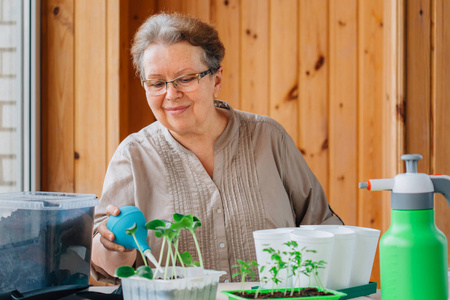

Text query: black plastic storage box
(0, 192), (98, 294)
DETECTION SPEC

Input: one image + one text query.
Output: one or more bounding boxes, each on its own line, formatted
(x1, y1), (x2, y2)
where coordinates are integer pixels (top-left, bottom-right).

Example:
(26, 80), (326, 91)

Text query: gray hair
(131, 13), (225, 80)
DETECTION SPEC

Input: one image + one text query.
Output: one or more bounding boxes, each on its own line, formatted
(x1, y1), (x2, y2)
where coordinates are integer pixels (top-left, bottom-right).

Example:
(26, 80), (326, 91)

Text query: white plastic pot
(120, 267), (225, 300)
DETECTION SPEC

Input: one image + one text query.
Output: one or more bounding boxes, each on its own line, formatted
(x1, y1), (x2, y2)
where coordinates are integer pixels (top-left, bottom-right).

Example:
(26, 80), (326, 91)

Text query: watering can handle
(430, 175), (450, 208)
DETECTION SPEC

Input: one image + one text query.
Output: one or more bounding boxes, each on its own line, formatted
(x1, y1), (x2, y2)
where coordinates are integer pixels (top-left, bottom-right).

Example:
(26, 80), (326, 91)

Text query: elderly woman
(91, 13), (342, 284)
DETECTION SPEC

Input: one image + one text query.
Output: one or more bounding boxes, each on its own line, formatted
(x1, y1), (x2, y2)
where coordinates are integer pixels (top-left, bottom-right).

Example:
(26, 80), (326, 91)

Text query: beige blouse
(91, 100), (342, 284)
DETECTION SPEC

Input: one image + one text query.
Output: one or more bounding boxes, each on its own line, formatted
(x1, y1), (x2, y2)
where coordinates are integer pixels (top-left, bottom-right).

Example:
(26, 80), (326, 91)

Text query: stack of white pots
(253, 225), (380, 290)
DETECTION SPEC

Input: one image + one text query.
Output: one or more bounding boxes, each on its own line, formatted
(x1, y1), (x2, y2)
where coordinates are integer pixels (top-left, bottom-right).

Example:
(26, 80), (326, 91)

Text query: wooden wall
(41, 0), (450, 286)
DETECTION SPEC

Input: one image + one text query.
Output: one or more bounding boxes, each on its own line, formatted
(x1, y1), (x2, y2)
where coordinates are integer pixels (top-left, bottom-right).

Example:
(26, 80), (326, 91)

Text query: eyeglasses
(141, 69), (214, 95)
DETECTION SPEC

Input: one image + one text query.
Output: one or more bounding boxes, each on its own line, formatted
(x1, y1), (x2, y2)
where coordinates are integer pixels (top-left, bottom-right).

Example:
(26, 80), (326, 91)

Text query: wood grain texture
(126, 1), (157, 135)
(405, 0), (432, 172)
(432, 0), (450, 270)
(240, 0), (269, 115)
(269, 0), (298, 145)
(357, 0), (384, 285)
(41, 0), (75, 192)
(298, 0), (329, 196)
(106, 0), (121, 163)
(329, 0), (358, 225)
(74, 0), (107, 196)
(211, 0), (240, 109)
(382, 0), (406, 232)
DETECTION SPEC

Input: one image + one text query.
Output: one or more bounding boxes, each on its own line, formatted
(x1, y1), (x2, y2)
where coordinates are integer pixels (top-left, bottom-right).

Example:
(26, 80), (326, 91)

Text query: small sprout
(135, 265), (153, 280)
(115, 265), (136, 278)
(171, 213), (203, 268)
(125, 223), (147, 267)
(232, 259), (258, 294)
(116, 212), (205, 282)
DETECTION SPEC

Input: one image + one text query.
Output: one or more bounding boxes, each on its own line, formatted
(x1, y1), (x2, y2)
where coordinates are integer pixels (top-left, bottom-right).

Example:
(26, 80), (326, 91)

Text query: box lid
(0, 191), (98, 210)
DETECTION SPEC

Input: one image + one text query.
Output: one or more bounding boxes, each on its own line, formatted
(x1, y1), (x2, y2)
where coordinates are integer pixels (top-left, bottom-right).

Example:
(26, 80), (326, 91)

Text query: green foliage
(145, 213), (203, 280)
(125, 223), (148, 267)
(116, 213), (204, 281)
(135, 265), (154, 279)
(232, 260), (258, 293)
(250, 241), (328, 298)
(115, 266), (136, 278)
(115, 265), (154, 280)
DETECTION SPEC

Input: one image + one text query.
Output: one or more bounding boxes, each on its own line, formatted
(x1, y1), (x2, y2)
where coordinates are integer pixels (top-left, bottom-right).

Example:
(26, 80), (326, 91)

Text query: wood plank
(41, 0), (75, 192)
(269, 0), (298, 145)
(74, 0), (107, 197)
(432, 0), (450, 266)
(240, 0), (269, 115)
(211, 0), (240, 109)
(157, 0), (183, 13)
(106, 0), (121, 163)
(298, 0), (329, 196)
(382, 0), (406, 232)
(182, 0), (211, 21)
(328, 0), (358, 225)
(357, 0), (384, 285)
(127, 1), (157, 135)
(405, 0), (432, 172)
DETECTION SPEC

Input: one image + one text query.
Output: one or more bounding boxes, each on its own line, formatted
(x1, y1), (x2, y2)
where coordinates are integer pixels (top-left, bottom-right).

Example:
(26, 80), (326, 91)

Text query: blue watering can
(106, 206), (160, 268)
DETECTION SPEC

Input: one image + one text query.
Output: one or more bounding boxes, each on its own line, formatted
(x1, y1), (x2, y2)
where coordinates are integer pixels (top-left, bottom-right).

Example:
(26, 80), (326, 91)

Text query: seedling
(114, 223), (154, 280)
(232, 259), (258, 293)
(235, 241), (328, 298)
(127, 223), (148, 267)
(114, 213), (204, 281)
(172, 213), (203, 268)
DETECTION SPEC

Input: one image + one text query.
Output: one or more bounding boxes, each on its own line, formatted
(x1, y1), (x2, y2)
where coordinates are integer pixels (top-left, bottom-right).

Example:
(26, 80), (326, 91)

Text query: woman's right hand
(97, 204), (133, 253)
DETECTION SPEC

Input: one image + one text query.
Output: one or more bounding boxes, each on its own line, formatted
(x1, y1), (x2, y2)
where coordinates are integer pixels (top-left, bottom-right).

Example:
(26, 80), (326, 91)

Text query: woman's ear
(213, 66), (223, 98)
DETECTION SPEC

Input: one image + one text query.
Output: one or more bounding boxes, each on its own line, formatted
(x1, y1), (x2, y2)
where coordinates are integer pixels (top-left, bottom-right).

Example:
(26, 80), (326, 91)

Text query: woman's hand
(92, 204), (137, 277)
(97, 204), (134, 253)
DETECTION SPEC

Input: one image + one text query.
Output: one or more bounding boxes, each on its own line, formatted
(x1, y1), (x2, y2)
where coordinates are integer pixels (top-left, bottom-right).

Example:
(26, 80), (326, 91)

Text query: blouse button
(216, 208), (222, 214)
(219, 242), (225, 248)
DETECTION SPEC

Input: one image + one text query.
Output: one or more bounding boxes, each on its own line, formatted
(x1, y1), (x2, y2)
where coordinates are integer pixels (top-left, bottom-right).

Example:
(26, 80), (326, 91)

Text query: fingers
(97, 219), (124, 252)
(106, 204), (120, 216)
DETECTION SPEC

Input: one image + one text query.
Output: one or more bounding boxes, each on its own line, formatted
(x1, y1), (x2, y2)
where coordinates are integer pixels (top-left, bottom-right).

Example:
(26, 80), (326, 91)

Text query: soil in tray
(231, 287), (334, 299)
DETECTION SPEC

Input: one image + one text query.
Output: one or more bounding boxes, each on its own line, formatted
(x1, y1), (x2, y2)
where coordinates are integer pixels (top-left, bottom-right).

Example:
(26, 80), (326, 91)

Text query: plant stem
(132, 233), (148, 267)
(190, 230), (203, 268)
(174, 239), (187, 278)
(164, 237), (171, 280)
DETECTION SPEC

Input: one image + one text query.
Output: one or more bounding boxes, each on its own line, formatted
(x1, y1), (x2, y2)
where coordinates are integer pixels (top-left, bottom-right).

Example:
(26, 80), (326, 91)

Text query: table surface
(81, 282), (380, 300)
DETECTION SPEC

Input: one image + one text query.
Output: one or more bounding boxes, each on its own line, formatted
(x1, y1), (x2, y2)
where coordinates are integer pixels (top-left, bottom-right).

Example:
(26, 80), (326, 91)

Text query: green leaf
(136, 265), (153, 279)
(125, 223), (137, 236)
(232, 272), (241, 278)
(192, 261), (201, 267)
(192, 216), (201, 230)
(115, 266), (135, 278)
(179, 251), (193, 265)
(145, 219), (167, 231)
(172, 213), (186, 222)
(173, 213), (194, 229)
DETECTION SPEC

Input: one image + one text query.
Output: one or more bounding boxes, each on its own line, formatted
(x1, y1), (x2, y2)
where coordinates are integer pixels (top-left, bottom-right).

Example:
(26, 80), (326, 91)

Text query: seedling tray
(336, 282), (377, 299)
(223, 287), (346, 299)
(248, 282), (377, 300)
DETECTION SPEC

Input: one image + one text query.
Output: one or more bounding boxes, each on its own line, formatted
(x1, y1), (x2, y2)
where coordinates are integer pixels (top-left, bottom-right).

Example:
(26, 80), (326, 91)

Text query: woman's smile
(164, 105), (190, 116)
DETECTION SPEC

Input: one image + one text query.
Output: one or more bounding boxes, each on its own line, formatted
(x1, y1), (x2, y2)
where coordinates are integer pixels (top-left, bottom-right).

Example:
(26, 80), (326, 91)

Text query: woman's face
(141, 41), (223, 137)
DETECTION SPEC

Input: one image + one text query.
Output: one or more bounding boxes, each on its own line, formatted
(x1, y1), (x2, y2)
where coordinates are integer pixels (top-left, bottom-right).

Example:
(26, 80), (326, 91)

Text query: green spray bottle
(359, 154), (450, 300)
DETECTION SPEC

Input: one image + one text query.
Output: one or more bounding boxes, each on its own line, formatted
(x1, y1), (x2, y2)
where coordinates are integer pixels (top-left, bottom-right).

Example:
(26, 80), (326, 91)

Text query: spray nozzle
(358, 154), (450, 210)
(401, 154), (422, 173)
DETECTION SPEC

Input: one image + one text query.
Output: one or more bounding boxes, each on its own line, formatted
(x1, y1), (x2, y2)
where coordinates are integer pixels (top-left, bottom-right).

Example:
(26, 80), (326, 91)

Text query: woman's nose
(165, 82), (181, 100)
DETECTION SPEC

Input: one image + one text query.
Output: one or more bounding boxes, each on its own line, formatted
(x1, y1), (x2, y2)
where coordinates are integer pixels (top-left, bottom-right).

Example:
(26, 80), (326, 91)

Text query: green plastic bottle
(359, 154), (450, 300)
